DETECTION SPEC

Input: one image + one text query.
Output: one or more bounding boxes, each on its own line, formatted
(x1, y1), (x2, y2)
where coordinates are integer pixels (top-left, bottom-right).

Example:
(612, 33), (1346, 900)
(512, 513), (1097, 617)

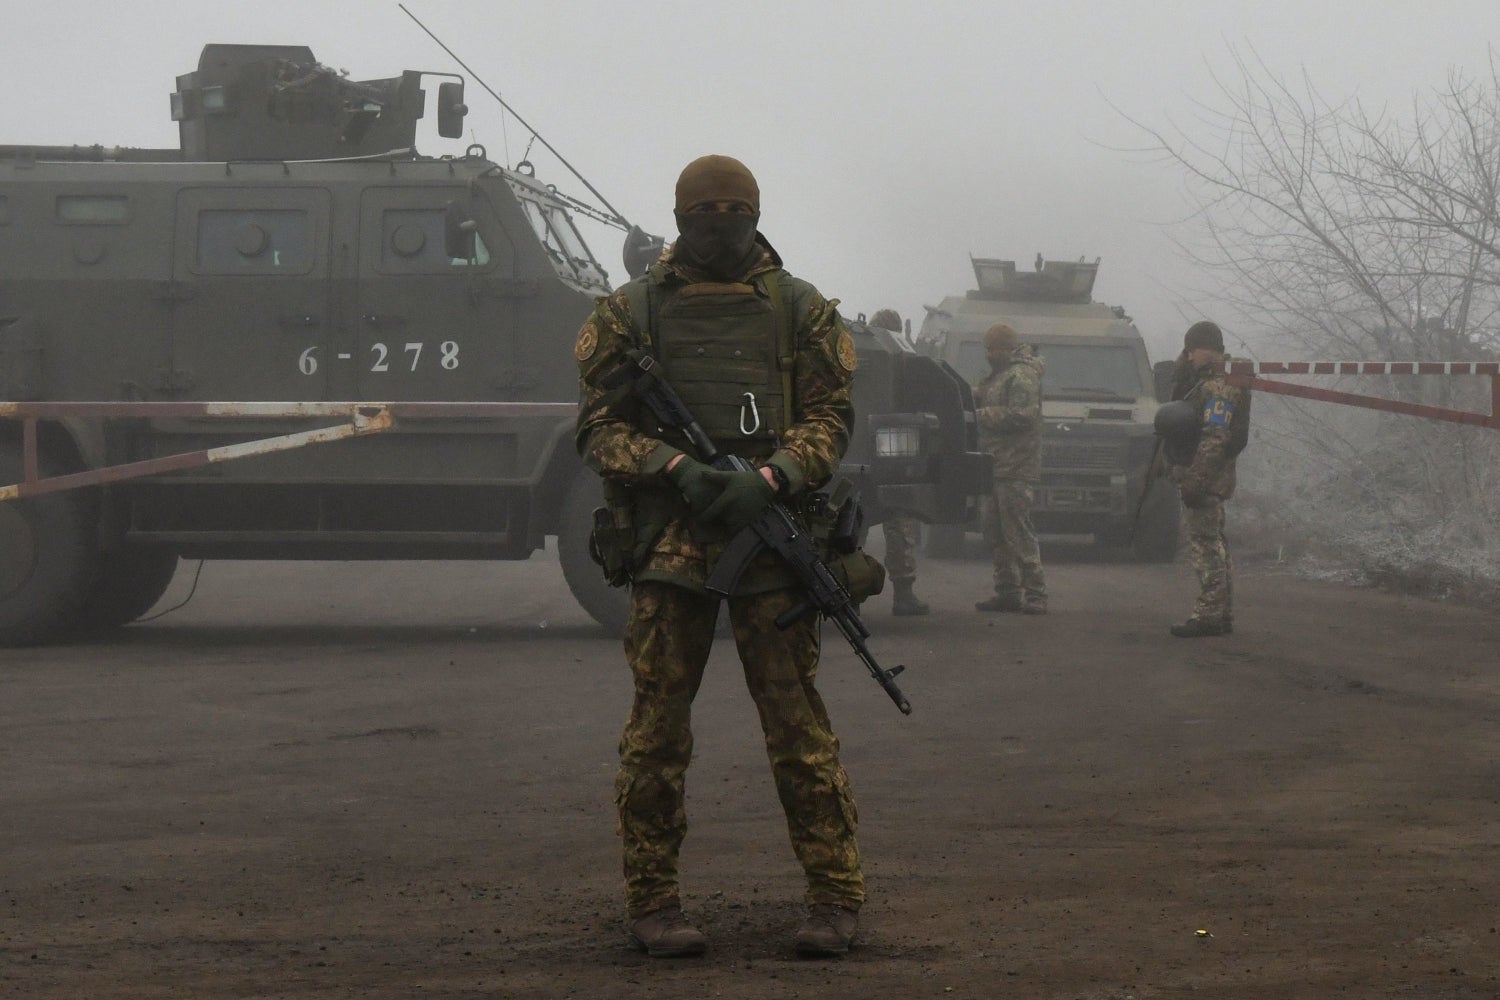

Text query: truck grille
(1042, 439), (1125, 470)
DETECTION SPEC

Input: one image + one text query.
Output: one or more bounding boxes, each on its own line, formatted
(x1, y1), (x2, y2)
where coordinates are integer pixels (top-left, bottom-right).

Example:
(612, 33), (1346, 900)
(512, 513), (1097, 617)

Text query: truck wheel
(77, 548), (180, 634)
(557, 472), (629, 635)
(0, 445), (100, 647)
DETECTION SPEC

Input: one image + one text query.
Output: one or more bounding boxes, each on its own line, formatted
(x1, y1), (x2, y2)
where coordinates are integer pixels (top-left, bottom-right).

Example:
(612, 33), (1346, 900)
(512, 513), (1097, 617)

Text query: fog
(5, 0), (1495, 362)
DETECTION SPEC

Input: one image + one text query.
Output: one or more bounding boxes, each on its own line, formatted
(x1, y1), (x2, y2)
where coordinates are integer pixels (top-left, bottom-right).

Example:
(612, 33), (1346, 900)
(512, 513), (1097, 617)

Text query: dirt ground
(2, 544), (1497, 999)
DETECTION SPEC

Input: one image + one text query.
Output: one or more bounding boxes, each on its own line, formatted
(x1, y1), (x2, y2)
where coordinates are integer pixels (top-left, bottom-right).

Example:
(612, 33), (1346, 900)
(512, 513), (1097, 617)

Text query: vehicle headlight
(875, 425), (923, 458)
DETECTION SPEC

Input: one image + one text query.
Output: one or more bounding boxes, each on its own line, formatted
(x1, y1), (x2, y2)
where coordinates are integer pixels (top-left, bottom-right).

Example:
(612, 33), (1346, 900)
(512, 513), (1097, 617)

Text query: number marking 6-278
(298, 341), (460, 375)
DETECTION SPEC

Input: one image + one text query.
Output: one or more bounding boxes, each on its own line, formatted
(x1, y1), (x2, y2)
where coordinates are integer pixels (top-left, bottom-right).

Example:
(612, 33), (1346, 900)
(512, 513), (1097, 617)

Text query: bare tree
(1130, 48), (1500, 592)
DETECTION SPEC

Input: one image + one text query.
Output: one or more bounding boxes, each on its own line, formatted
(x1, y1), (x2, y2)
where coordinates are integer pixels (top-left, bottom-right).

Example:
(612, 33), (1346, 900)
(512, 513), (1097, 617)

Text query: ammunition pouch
(587, 478), (682, 588)
(805, 479), (886, 602)
(830, 548), (887, 603)
(588, 506), (635, 588)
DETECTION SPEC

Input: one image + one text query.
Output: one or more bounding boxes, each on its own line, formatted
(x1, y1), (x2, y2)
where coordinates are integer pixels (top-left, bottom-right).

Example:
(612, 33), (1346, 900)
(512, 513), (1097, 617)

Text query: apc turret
(0, 45), (467, 165)
(171, 44), (467, 161)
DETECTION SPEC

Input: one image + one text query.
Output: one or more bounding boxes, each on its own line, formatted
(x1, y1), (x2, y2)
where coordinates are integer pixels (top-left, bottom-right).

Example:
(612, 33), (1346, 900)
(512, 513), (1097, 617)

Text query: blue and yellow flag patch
(1202, 395), (1235, 427)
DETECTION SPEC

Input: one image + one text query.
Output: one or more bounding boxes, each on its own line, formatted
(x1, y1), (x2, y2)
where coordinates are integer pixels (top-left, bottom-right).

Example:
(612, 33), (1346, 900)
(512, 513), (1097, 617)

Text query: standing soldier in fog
(974, 323), (1048, 615)
(867, 308), (930, 616)
(575, 155), (866, 958)
(1165, 320), (1249, 637)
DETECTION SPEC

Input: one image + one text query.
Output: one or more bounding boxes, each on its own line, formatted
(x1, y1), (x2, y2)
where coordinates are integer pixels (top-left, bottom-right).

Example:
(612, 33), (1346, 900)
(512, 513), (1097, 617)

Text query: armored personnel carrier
(0, 44), (987, 644)
(916, 255), (1179, 559)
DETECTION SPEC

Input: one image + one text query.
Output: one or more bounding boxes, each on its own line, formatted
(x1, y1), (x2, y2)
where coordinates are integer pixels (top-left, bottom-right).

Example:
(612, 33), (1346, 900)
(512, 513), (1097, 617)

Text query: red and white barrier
(1219, 361), (1500, 430)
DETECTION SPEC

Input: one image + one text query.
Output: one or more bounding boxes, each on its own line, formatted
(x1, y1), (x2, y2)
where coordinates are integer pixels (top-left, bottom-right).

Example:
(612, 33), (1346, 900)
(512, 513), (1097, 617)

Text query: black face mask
(674, 210), (761, 279)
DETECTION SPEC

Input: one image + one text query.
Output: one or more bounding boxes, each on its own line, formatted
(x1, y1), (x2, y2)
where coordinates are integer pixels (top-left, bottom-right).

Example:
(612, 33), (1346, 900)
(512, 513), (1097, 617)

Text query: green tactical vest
(623, 266), (797, 462)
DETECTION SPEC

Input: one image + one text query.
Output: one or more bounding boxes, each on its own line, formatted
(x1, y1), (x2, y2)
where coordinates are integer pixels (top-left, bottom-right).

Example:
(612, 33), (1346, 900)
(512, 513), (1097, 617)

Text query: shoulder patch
(574, 323), (599, 363)
(836, 329), (858, 372)
(1202, 395), (1235, 428)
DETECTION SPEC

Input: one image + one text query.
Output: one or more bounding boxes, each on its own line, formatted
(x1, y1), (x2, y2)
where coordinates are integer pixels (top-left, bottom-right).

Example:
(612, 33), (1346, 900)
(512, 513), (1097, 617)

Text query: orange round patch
(836, 330), (858, 372)
(574, 323), (598, 362)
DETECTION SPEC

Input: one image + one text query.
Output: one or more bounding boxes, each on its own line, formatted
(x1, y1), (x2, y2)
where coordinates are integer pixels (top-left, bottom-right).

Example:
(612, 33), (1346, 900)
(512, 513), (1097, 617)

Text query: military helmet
(869, 308), (902, 332)
(1154, 399), (1202, 465)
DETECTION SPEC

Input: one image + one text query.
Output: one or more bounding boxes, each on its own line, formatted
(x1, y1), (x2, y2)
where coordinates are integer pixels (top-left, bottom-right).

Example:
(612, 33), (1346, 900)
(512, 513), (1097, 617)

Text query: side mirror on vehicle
(437, 81), (467, 139)
(444, 200), (478, 261)
(622, 225), (665, 280)
(1152, 359), (1178, 404)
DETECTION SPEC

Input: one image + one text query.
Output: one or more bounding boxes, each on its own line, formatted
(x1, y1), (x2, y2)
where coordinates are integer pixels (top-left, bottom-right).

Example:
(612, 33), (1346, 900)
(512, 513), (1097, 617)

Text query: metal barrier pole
(22, 416), (37, 483)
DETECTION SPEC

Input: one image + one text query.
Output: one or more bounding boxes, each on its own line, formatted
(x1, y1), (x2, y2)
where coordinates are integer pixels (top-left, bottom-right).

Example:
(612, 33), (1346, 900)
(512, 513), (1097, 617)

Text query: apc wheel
(557, 472), (629, 635)
(0, 445), (100, 647)
(77, 548), (180, 634)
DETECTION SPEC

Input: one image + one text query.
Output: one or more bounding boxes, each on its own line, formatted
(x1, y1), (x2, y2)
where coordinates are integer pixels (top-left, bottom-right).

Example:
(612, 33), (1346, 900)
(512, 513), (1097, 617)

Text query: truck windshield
(516, 195), (609, 290)
(1035, 343), (1142, 400)
(954, 340), (1143, 400)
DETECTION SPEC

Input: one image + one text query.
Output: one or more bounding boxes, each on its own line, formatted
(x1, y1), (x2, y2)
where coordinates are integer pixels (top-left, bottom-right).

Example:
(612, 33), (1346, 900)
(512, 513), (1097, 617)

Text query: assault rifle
(1127, 437), (1165, 545)
(602, 350), (912, 715)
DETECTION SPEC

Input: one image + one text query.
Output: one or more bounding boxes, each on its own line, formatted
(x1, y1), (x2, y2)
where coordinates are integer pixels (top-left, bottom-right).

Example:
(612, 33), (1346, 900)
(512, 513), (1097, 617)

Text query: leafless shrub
(1132, 48), (1500, 602)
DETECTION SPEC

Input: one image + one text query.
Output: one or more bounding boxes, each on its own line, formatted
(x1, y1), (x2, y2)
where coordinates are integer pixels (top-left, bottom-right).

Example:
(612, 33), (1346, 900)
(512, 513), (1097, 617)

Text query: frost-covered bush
(1139, 51), (1500, 603)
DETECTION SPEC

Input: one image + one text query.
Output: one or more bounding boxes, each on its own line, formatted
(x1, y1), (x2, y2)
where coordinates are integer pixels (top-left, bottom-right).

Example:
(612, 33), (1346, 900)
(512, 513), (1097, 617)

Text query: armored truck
(916, 255), (1178, 559)
(0, 44), (988, 645)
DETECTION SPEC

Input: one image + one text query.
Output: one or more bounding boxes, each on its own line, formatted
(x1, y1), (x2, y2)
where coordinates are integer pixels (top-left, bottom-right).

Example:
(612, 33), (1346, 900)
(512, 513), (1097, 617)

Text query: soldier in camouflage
(973, 323), (1048, 614)
(868, 308), (930, 616)
(575, 155), (863, 958)
(1165, 320), (1249, 637)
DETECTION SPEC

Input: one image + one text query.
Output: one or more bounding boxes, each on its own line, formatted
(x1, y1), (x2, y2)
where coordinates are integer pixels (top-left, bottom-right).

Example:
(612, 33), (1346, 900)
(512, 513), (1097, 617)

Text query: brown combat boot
(794, 903), (858, 957)
(974, 594), (1023, 613)
(1170, 617), (1229, 638)
(626, 903), (707, 958)
(891, 578), (931, 616)
(1021, 597), (1048, 615)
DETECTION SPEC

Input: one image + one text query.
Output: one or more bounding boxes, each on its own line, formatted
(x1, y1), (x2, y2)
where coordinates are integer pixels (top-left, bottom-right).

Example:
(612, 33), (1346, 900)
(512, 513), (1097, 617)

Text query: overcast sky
(4, 1), (1496, 361)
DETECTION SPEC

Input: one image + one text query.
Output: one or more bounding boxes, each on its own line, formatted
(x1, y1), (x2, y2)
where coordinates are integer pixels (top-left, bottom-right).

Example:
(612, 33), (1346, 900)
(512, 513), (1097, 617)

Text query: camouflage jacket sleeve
(1176, 377), (1246, 497)
(574, 288), (677, 481)
(976, 363), (1040, 435)
(766, 288), (855, 495)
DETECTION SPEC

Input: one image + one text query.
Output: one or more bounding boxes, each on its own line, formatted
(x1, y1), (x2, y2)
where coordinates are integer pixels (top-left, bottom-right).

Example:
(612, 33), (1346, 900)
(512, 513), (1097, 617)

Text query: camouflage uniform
(881, 515), (920, 581)
(974, 345), (1047, 606)
(576, 239), (864, 918)
(1167, 358), (1247, 627)
(866, 310), (929, 615)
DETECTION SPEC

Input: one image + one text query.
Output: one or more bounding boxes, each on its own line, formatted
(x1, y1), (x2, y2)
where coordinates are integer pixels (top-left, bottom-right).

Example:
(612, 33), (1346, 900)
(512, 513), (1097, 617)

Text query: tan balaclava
(983, 323), (1019, 369)
(673, 155), (761, 279)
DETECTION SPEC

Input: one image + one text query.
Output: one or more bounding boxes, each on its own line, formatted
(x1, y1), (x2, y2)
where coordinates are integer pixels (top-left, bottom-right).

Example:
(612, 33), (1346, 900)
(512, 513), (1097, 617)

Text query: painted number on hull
(299, 342), (460, 375)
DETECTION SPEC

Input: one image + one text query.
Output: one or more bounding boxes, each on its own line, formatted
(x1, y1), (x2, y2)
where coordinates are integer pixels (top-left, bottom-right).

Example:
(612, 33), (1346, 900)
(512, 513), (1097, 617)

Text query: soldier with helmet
(973, 323), (1048, 614)
(1162, 320), (1250, 637)
(868, 308), (931, 617)
(575, 155), (865, 958)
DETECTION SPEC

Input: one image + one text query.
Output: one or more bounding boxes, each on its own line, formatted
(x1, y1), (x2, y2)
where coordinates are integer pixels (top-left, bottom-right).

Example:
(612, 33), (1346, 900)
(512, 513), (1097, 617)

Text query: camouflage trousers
(882, 515), (921, 581)
(985, 481), (1046, 601)
(1182, 497), (1232, 623)
(616, 580), (864, 918)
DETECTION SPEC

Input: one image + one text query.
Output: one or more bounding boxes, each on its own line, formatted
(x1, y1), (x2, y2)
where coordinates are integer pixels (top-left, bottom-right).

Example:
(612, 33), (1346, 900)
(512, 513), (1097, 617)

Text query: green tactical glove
(665, 456), (724, 516)
(700, 467), (776, 534)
